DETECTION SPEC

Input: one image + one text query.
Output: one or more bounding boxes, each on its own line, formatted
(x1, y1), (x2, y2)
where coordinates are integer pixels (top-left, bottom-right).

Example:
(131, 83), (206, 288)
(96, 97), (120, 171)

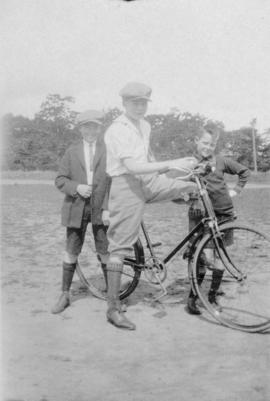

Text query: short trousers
(66, 201), (108, 256)
(189, 211), (234, 248)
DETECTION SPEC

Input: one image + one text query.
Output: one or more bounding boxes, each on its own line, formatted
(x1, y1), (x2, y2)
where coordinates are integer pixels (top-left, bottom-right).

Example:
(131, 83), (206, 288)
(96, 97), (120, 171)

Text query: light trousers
(107, 173), (196, 258)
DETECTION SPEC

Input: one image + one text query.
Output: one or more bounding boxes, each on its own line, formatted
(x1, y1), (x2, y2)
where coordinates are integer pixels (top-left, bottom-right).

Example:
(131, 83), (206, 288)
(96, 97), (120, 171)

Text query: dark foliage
(2, 94), (270, 171)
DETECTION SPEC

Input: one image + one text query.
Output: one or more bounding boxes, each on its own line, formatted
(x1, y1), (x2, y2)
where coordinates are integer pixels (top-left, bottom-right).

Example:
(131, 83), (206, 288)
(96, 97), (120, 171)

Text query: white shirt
(83, 139), (96, 185)
(104, 114), (151, 176)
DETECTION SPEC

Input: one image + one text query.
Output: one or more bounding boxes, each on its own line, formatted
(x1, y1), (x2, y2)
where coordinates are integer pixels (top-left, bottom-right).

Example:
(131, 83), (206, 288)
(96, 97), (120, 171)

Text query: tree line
(2, 94), (270, 172)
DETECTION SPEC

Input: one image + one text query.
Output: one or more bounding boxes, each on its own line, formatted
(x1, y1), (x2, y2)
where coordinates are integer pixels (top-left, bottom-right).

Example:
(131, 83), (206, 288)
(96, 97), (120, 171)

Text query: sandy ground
(1, 182), (270, 401)
(2, 281), (270, 401)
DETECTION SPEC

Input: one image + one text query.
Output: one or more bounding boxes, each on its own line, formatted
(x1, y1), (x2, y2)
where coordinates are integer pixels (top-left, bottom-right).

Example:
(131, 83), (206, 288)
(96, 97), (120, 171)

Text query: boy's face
(80, 123), (102, 144)
(123, 98), (148, 121)
(195, 132), (217, 159)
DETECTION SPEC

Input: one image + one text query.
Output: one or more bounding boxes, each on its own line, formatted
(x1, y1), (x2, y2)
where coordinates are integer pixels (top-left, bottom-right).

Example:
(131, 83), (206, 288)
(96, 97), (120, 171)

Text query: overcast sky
(1, 0), (270, 132)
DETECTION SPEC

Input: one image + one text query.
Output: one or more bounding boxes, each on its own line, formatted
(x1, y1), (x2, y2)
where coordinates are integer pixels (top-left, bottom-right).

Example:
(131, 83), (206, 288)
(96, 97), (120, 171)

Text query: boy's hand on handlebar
(168, 157), (198, 171)
(193, 162), (215, 176)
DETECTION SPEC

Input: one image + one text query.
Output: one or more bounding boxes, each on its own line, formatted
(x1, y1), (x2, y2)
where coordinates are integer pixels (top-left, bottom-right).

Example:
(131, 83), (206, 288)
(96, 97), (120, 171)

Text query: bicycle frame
(121, 163), (245, 302)
(135, 167), (243, 286)
(140, 172), (220, 267)
(76, 164), (270, 332)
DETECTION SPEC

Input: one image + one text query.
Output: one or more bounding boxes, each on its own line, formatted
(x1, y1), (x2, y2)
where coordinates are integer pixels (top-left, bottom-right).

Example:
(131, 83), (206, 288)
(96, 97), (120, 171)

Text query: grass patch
(249, 171), (270, 183)
(225, 171), (270, 184)
(1, 169), (270, 184)
(1, 170), (56, 180)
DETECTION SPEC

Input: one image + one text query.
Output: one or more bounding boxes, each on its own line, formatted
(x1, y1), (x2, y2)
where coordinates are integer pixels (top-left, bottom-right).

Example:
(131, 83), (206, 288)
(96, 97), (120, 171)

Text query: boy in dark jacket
(187, 127), (250, 315)
(52, 110), (110, 314)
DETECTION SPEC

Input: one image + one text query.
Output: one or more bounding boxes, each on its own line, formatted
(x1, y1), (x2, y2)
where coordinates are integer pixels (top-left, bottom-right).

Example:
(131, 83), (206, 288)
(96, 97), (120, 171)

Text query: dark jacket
(55, 136), (110, 228)
(198, 154), (250, 215)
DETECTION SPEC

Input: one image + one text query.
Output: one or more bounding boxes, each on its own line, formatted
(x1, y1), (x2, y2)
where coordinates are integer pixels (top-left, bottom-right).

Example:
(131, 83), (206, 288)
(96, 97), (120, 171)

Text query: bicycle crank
(143, 257), (167, 284)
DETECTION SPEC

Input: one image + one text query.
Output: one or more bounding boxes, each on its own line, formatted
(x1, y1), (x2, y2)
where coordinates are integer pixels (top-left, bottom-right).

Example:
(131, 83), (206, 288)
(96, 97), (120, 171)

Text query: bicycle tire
(191, 222), (270, 333)
(76, 239), (143, 300)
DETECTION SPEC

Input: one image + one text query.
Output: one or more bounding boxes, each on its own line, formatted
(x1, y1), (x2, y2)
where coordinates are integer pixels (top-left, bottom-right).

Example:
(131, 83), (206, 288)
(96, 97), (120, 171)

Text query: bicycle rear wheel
(76, 239), (143, 300)
(192, 222), (270, 332)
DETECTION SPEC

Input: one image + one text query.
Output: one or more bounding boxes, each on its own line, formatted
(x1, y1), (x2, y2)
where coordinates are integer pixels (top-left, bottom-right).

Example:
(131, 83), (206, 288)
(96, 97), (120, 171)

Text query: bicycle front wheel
(192, 222), (270, 332)
(76, 240), (143, 300)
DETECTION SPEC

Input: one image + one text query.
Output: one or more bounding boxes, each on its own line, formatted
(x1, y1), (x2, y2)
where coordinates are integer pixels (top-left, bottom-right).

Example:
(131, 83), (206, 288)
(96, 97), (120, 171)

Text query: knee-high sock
(62, 262), (76, 292)
(210, 269), (224, 293)
(106, 262), (123, 311)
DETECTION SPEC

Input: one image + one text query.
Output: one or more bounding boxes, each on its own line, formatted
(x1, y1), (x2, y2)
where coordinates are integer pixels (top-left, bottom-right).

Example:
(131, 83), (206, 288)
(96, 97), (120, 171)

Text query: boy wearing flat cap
(104, 82), (198, 330)
(52, 110), (110, 314)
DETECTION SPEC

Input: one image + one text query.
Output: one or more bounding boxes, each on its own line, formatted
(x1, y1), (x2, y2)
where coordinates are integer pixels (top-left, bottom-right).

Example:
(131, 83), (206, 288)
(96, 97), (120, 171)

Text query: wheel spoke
(192, 223), (270, 332)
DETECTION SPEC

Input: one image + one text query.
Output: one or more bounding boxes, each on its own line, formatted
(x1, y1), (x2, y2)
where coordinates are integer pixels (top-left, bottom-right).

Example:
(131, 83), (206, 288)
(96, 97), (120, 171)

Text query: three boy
(53, 84), (250, 330)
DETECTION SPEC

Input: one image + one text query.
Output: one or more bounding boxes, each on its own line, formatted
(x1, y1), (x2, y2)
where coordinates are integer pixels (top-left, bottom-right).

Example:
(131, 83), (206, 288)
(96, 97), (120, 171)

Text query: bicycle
(76, 165), (270, 333)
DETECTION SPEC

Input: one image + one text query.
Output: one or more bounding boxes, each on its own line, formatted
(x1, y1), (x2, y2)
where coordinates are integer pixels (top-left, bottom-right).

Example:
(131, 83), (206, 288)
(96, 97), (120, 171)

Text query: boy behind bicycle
(186, 127), (250, 315)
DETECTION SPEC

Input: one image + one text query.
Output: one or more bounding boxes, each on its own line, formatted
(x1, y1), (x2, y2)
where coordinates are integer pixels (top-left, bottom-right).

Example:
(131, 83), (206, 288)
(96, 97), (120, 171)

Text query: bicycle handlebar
(169, 163), (214, 181)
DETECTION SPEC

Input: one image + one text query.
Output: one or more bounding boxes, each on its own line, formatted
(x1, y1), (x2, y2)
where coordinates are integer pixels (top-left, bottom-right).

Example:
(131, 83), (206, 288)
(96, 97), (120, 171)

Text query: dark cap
(76, 110), (104, 126)
(119, 82), (152, 101)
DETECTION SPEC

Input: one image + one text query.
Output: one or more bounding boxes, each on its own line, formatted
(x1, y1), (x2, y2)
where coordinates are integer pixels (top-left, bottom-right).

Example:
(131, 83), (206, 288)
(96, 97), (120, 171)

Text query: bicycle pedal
(152, 290), (168, 302)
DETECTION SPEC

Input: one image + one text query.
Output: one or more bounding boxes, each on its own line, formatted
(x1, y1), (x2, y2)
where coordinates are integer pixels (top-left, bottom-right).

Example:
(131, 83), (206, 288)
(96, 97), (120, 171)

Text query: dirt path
(1, 276), (270, 401)
(1, 183), (270, 401)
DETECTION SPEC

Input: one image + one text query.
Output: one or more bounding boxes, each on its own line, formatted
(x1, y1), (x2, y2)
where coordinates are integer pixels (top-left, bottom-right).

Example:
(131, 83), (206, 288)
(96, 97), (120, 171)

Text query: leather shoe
(51, 292), (70, 314)
(107, 308), (136, 330)
(187, 297), (201, 315)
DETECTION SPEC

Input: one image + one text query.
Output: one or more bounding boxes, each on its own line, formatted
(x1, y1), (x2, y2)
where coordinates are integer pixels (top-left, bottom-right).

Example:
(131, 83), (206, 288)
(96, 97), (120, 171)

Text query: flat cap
(119, 82), (152, 101)
(76, 110), (104, 126)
